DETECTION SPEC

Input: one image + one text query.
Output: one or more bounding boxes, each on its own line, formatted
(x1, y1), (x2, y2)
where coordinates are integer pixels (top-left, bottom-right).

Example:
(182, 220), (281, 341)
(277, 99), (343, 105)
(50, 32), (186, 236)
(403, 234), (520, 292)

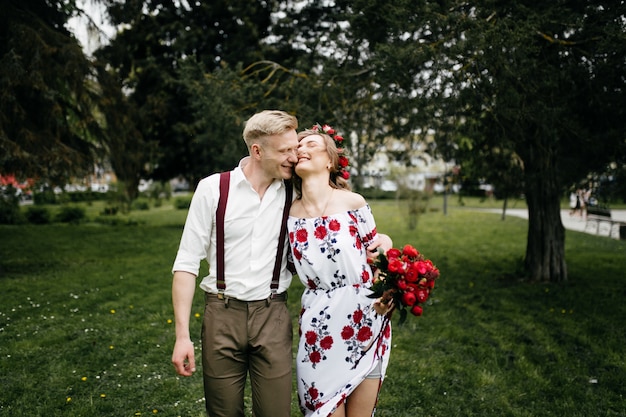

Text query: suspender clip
(217, 291), (229, 307)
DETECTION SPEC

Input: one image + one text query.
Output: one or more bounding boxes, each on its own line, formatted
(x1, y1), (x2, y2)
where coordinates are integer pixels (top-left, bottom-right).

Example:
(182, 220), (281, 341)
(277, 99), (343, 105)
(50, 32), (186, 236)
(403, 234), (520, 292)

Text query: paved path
(479, 208), (626, 239)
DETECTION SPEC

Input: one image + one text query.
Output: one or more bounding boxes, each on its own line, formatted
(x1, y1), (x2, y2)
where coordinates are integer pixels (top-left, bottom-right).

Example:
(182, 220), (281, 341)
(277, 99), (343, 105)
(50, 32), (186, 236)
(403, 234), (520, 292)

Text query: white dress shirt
(172, 165), (292, 301)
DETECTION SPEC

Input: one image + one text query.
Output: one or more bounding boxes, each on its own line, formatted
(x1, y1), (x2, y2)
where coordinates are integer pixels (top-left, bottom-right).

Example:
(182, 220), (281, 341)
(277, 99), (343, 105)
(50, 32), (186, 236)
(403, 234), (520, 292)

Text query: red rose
(404, 267), (418, 283)
(339, 156), (349, 168)
(402, 244), (419, 258)
(416, 289), (429, 303)
(309, 350), (321, 363)
(388, 259), (405, 274)
(328, 219), (341, 231)
(401, 291), (417, 306)
(411, 305), (423, 316)
(386, 248), (402, 259)
(296, 229), (308, 242)
(341, 326), (354, 340)
(357, 326), (373, 342)
(341, 171), (350, 179)
(305, 331), (317, 345)
(416, 260), (429, 275)
(320, 335), (333, 350)
(314, 225), (327, 240)
(396, 278), (408, 291)
(308, 387), (319, 399)
(352, 309), (363, 323)
(427, 268), (440, 280)
(334, 135), (344, 142)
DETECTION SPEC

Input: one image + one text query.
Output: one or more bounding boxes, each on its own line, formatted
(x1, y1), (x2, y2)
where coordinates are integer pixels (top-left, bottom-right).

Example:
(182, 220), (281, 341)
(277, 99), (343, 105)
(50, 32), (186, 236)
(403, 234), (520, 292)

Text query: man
(171, 110), (299, 417)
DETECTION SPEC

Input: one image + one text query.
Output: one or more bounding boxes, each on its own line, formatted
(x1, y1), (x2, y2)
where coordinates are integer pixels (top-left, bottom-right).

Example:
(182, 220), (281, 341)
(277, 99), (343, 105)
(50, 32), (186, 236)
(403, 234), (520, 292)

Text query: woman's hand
(367, 233), (393, 259)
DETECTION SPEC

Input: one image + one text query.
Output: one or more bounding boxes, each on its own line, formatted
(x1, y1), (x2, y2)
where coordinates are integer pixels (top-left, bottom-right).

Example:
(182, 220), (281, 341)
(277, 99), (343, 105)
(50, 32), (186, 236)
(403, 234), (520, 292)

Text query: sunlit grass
(1, 197), (625, 416)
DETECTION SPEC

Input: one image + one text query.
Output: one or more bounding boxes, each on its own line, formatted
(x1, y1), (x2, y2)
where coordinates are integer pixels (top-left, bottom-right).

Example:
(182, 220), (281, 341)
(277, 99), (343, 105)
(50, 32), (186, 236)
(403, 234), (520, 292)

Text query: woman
(288, 124), (393, 417)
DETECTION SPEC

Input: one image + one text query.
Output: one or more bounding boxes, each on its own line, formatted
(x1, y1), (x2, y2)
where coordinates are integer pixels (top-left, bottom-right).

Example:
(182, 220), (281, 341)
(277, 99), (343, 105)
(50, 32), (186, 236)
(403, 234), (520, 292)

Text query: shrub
(0, 200), (25, 224)
(359, 188), (396, 200)
(132, 198), (150, 211)
(101, 206), (118, 215)
(94, 215), (142, 226)
(33, 189), (57, 205)
(0, 187), (25, 224)
(174, 197), (192, 210)
(55, 205), (86, 224)
(25, 206), (51, 224)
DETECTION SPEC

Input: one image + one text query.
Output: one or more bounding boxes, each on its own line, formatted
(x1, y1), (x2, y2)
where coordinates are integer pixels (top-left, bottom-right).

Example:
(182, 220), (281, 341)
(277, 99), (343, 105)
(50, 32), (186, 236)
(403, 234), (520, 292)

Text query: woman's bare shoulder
(335, 189), (367, 210)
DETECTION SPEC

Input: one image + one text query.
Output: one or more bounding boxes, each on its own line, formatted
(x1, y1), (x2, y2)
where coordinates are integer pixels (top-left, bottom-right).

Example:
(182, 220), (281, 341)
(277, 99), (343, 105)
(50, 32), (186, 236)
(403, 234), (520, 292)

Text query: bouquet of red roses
(368, 244), (440, 324)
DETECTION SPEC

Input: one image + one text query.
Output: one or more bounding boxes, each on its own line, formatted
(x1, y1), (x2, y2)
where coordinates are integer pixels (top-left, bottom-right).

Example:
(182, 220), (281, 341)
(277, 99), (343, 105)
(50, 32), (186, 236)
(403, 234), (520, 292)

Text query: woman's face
(295, 134), (331, 176)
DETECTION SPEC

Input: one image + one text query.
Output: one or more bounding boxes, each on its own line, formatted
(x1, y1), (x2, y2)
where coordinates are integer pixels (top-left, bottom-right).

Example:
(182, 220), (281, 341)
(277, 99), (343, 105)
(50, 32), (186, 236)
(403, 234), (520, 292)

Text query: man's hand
(172, 338), (196, 377)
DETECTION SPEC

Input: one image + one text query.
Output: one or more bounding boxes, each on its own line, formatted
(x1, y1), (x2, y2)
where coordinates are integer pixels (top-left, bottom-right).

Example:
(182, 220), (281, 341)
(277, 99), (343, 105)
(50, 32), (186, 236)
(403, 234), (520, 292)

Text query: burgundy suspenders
(216, 171), (292, 301)
(215, 172), (230, 297)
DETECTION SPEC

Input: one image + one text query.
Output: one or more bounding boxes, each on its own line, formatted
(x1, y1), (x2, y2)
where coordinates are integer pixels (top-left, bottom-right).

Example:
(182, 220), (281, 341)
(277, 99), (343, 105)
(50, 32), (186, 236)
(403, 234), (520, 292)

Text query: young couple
(171, 110), (393, 417)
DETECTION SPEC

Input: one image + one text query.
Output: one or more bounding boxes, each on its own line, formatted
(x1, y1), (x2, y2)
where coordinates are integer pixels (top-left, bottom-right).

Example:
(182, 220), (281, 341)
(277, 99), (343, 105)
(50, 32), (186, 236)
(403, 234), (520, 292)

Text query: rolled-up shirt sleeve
(172, 177), (216, 276)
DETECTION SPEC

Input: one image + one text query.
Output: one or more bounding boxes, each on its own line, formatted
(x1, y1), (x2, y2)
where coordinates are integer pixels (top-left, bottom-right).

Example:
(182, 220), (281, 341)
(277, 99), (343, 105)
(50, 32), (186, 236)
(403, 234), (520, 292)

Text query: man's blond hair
(243, 110), (298, 149)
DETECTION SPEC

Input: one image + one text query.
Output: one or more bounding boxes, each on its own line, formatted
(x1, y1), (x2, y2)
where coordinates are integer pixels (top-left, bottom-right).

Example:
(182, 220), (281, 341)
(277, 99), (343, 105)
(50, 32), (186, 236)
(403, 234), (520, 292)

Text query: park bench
(584, 207), (626, 239)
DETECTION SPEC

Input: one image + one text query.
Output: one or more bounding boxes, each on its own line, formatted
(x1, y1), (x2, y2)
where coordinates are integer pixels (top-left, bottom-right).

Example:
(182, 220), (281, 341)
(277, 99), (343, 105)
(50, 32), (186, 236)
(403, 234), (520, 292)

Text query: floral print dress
(288, 205), (392, 417)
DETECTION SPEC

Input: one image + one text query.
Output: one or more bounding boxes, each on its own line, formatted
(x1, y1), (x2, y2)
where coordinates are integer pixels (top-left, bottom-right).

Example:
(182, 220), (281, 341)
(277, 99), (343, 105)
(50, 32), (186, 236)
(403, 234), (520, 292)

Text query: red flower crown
(311, 123), (350, 180)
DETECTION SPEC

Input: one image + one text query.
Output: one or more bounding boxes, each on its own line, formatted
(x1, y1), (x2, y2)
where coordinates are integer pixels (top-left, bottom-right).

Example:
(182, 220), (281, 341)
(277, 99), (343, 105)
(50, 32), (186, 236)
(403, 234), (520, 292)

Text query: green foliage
(5, 1), (625, 284)
(174, 196), (192, 210)
(171, 61), (249, 185)
(94, 0), (283, 185)
(0, 200), (24, 225)
(131, 198), (150, 211)
(102, 184), (131, 214)
(0, 186), (25, 224)
(0, 1), (103, 186)
(55, 205), (86, 224)
(360, 188), (396, 200)
(33, 189), (58, 205)
(340, 0), (626, 281)
(1, 201), (625, 416)
(25, 206), (52, 225)
(100, 206), (118, 216)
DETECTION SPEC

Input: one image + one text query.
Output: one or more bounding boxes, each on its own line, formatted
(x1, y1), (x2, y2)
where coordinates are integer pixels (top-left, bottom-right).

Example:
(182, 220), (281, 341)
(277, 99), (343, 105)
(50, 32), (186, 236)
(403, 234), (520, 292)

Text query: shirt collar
(233, 157), (285, 192)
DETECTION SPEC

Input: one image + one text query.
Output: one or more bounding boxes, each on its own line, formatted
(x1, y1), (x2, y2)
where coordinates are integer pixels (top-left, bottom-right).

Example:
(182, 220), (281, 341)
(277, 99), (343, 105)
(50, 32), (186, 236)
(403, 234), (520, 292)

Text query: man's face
(259, 130), (298, 180)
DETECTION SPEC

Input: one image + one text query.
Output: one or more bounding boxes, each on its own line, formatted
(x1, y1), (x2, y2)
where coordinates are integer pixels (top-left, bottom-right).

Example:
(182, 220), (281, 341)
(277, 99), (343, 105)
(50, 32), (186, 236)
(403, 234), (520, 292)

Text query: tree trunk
(523, 156), (567, 283)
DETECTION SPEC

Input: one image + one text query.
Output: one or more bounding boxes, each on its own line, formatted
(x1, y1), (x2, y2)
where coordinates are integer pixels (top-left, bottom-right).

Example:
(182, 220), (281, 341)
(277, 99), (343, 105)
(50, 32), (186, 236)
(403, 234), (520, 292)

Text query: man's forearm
(172, 270), (197, 340)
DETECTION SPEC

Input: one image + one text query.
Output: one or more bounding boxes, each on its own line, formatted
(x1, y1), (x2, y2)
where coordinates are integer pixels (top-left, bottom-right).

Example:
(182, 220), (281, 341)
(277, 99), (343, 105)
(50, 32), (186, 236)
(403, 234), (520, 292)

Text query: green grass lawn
(1, 197), (625, 416)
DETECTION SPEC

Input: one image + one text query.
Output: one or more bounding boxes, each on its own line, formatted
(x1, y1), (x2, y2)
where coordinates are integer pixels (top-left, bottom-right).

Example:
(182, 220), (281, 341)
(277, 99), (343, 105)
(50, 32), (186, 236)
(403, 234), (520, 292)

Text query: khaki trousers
(201, 293), (293, 417)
